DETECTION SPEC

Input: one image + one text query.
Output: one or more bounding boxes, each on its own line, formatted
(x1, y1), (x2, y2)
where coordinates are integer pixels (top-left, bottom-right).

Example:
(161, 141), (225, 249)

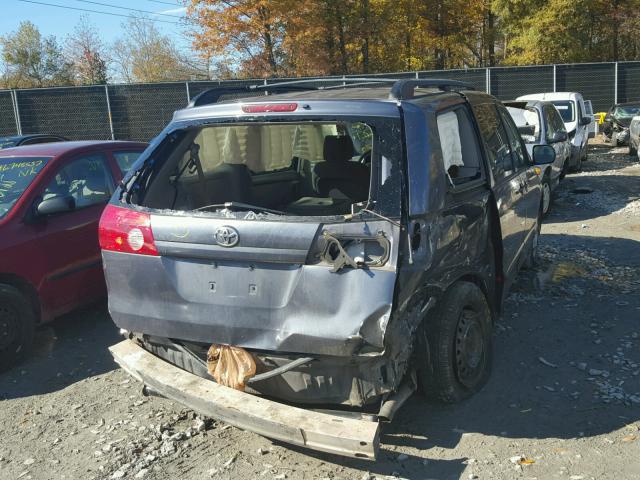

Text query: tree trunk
(361, 0), (370, 74)
(487, 9), (495, 67)
(258, 6), (278, 76)
(336, 5), (349, 74)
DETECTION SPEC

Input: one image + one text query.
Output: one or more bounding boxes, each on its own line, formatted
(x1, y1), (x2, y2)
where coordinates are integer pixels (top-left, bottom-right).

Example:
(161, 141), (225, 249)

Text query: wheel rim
(542, 182), (551, 214)
(0, 303), (19, 351)
(455, 309), (485, 388)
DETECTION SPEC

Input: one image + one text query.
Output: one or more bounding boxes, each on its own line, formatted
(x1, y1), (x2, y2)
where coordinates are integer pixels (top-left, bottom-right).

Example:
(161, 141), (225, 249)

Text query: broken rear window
(133, 117), (402, 219)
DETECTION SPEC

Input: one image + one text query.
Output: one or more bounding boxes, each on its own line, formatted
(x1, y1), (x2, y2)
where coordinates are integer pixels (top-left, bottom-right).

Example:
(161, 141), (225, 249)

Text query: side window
(43, 154), (114, 209)
(113, 151), (142, 174)
(22, 137), (52, 145)
(470, 102), (513, 177)
(436, 106), (483, 185)
(497, 105), (529, 170)
(544, 106), (557, 143)
(551, 108), (566, 134)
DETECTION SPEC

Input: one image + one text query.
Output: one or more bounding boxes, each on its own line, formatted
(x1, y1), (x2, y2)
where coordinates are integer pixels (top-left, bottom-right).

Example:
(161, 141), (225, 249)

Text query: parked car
(518, 92), (592, 171)
(0, 141), (146, 371)
(104, 78), (554, 459)
(602, 102), (640, 146)
(584, 100), (596, 139)
(505, 100), (570, 215)
(628, 115), (640, 156)
(0, 134), (68, 149)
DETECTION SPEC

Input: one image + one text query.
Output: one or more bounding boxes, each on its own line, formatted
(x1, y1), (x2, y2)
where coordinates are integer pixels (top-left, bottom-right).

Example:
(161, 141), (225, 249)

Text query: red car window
(43, 154), (114, 210)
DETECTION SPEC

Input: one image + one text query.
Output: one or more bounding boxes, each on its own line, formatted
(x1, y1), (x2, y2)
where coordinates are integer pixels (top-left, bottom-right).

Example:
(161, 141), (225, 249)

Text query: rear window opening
(507, 106), (541, 143)
(134, 119), (401, 219)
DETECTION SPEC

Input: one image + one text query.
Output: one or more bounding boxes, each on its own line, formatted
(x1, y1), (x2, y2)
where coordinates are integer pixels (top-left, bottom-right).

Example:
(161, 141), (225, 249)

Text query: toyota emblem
(214, 226), (239, 247)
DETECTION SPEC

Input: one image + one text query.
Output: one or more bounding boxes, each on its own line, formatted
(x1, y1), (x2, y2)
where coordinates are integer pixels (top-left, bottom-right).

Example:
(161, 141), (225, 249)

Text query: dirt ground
(1, 141), (639, 480)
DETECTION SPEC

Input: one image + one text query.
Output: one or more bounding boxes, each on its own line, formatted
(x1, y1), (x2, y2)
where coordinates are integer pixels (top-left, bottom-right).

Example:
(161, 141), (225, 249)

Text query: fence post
(11, 90), (22, 136)
(553, 64), (557, 92)
(614, 62), (618, 104)
(185, 81), (191, 103)
(485, 68), (491, 94)
(104, 85), (115, 141)
(415, 71), (419, 79)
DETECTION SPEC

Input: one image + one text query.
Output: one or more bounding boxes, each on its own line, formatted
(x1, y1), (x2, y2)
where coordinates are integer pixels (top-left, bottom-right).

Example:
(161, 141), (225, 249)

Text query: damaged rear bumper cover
(109, 339), (380, 459)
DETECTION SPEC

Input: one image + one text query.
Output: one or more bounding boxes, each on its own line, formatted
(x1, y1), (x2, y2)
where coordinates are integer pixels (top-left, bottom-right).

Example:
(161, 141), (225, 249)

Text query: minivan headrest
(323, 136), (354, 163)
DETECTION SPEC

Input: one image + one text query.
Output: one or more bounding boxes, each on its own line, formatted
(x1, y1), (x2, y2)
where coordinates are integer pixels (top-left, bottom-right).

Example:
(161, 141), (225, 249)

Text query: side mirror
(580, 116), (592, 126)
(533, 145), (556, 165)
(550, 131), (568, 143)
(36, 195), (75, 216)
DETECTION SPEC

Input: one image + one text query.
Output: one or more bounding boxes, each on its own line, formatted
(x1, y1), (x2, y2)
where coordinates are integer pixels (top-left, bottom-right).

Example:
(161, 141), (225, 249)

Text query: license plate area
(162, 257), (302, 307)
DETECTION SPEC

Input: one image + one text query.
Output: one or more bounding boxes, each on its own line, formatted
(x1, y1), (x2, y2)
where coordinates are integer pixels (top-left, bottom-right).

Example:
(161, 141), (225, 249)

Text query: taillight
(241, 103), (298, 113)
(99, 204), (158, 256)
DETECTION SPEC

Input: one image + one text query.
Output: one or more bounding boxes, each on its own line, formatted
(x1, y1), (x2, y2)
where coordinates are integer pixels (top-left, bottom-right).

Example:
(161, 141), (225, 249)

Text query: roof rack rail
(389, 79), (475, 100)
(186, 77), (476, 108)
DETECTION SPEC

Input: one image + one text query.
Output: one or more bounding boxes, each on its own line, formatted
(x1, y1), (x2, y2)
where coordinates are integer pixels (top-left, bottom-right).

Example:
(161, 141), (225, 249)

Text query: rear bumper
(109, 339), (380, 459)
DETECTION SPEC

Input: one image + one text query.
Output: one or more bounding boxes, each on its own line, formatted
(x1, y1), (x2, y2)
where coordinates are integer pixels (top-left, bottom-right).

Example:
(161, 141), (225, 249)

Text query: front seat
(313, 136), (370, 202)
(200, 163), (253, 206)
(76, 166), (110, 207)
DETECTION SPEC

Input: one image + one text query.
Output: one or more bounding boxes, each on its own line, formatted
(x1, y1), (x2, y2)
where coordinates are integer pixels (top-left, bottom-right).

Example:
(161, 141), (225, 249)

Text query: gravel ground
(1, 142), (639, 480)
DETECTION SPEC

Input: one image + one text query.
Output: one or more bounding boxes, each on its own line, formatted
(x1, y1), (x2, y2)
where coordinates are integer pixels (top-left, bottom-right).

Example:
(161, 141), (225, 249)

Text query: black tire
(415, 282), (493, 404)
(541, 175), (552, 216)
(574, 151), (583, 172)
(0, 284), (35, 372)
(559, 159), (568, 181)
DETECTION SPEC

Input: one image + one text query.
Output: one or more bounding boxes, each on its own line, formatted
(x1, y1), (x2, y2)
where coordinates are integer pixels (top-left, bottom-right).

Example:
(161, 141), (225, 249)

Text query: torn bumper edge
(109, 340), (380, 459)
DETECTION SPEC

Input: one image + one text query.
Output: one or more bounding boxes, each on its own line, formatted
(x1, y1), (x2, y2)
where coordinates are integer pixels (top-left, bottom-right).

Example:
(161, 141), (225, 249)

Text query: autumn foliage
(186, 0), (640, 78)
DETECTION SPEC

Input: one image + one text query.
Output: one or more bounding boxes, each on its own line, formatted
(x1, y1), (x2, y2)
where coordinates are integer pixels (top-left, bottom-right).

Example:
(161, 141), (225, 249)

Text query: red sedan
(0, 141), (147, 371)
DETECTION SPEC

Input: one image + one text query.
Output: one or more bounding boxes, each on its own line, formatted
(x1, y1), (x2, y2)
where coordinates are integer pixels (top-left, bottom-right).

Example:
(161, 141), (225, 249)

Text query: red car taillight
(99, 204), (158, 256)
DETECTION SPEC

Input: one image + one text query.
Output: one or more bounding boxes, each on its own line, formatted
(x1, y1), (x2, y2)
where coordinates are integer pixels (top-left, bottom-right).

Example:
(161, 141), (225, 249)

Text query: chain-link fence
(1, 61), (639, 142)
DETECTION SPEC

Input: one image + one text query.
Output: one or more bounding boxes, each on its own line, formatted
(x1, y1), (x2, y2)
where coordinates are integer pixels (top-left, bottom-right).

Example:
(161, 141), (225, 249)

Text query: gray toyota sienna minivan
(101, 79), (548, 458)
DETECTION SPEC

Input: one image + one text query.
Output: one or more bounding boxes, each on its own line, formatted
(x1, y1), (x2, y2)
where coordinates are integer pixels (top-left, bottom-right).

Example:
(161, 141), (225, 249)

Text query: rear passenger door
(471, 102), (530, 278)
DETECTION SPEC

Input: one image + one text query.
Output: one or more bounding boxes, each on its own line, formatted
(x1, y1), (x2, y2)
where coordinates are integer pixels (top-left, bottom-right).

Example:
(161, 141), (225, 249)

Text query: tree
(65, 16), (109, 85)
(112, 17), (202, 83)
(185, 0), (640, 78)
(186, 0), (296, 77)
(0, 21), (74, 88)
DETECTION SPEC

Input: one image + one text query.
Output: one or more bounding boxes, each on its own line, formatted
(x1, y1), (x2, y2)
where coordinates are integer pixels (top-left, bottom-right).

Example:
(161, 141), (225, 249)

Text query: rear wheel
(415, 281), (493, 403)
(541, 175), (552, 216)
(574, 151), (583, 172)
(0, 284), (35, 372)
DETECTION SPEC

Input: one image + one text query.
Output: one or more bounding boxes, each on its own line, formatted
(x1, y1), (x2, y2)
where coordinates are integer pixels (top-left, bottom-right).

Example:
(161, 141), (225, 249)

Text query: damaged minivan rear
(103, 81), (542, 459)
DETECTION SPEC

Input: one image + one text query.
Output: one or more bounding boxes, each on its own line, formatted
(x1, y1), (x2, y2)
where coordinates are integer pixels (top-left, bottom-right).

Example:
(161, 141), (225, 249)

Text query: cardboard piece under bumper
(109, 340), (380, 459)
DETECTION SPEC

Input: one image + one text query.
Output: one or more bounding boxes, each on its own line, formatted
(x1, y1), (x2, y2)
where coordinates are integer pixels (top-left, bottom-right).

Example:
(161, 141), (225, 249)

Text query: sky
(0, 0), (191, 50)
